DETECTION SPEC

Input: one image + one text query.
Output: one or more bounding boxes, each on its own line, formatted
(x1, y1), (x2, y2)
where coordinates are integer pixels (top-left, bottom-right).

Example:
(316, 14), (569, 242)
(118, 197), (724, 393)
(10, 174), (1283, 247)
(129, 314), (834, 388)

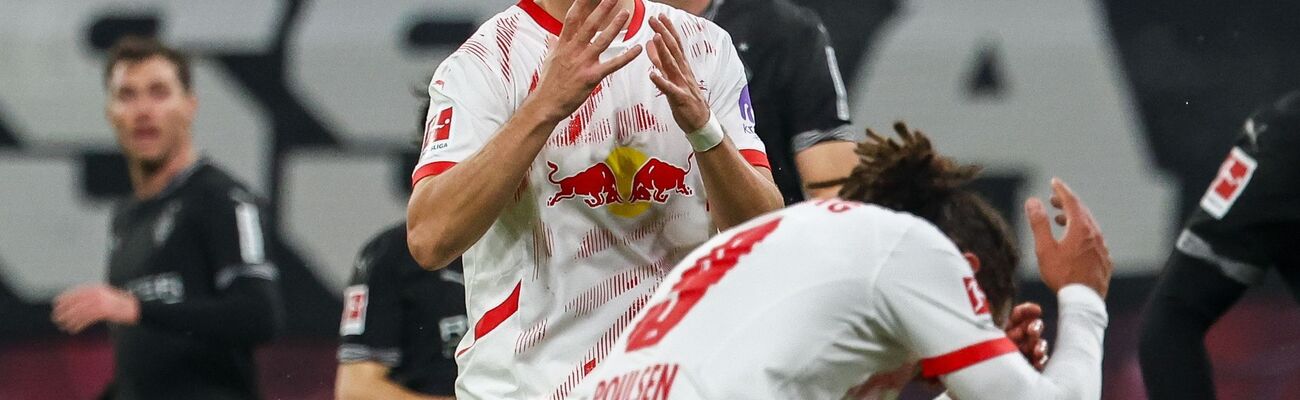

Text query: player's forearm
(336, 364), (450, 400)
(695, 137), (783, 230)
(407, 101), (559, 270)
(794, 140), (858, 199)
(944, 285), (1108, 400)
(138, 278), (283, 343)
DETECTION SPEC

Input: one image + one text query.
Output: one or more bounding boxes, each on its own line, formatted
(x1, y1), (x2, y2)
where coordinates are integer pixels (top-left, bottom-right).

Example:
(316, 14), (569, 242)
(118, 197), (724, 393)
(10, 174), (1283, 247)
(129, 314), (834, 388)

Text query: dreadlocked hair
(811, 122), (1020, 324)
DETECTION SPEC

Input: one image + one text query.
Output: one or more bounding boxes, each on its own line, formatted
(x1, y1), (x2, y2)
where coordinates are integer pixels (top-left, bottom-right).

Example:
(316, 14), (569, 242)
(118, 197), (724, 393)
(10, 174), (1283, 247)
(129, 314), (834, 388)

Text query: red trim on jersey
(624, 0), (645, 40)
(740, 149), (771, 170)
(411, 161), (457, 188)
(920, 337), (1018, 378)
(475, 281), (522, 339)
(517, 0), (645, 40)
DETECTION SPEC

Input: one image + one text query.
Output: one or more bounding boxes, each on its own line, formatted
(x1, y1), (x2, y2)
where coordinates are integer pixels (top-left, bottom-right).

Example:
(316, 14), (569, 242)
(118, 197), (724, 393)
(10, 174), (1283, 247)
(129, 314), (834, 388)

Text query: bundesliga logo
(545, 147), (694, 217)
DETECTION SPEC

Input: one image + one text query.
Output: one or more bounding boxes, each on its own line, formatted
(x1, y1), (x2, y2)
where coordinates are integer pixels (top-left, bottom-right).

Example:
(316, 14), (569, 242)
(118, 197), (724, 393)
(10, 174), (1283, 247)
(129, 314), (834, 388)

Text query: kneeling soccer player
(573, 124), (1112, 400)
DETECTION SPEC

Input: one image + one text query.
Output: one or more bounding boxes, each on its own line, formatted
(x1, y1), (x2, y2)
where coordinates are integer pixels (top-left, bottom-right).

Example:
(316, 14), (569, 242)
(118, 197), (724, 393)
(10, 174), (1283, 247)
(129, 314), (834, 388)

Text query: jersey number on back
(625, 217), (784, 352)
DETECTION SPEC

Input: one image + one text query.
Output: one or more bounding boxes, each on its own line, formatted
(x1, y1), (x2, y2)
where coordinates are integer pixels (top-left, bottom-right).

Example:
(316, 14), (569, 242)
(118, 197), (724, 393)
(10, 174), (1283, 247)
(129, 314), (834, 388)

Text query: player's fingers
(561, 0), (600, 41)
(597, 44), (642, 76)
(1006, 325), (1026, 343)
(1050, 195), (1063, 209)
(1009, 302), (1044, 325)
(650, 70), (686, 99)
(651, 34), (684, 83)
(587, 10), (631, 56)
(655, 15), (692, 78)
(1024, 198), (1057, 248)
(576, 0), (620, 44)
(1036, 353), (1050, 370)
(1051, 178), (1086, 222)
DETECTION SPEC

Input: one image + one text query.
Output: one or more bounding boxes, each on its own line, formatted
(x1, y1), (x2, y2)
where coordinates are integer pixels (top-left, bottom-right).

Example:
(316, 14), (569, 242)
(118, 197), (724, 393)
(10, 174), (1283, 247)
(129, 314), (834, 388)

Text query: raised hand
(646, 14), (711, 133)
(531, 0), (643, 122)
(1024, 178), (1114, 297)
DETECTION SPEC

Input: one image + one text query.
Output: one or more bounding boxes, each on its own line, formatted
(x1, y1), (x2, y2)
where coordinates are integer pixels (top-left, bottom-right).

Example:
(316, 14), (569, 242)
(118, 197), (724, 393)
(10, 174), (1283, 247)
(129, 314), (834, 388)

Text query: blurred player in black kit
(1140, 91), (1300, 400)
(658, 0), (861, 203)
(50, 37), (284, 400)
(334, 92), (467, 400)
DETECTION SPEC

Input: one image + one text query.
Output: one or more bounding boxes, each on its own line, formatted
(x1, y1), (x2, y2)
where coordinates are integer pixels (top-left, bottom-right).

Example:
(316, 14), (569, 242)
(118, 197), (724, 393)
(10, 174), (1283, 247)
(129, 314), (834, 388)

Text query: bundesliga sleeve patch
(963, 276), (990, 315)
(422, 107), (454, 151)
(1200, 147), (1257, 219)
(340, 285), (369, 336)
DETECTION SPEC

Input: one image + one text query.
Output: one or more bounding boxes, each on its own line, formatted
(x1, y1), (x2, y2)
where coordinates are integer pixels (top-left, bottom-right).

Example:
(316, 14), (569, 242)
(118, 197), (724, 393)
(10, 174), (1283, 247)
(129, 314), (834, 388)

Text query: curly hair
(811, 122), (1020, 324)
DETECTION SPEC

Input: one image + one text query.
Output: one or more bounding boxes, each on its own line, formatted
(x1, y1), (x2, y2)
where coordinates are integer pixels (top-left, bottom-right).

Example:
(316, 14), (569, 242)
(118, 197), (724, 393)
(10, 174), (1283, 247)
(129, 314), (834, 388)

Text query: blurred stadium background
(2, 0), (1300, 398)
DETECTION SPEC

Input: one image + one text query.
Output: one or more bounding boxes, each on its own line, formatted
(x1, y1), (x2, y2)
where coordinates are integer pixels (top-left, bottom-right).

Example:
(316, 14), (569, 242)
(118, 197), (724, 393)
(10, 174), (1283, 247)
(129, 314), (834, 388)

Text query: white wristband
(686, 113), (725, 152)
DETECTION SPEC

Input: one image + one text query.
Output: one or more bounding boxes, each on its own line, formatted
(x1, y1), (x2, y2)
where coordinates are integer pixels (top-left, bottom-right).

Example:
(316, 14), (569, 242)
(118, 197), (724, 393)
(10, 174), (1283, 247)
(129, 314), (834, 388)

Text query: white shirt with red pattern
(571, 199), (1108, 400)
(411, 1), (768, 398)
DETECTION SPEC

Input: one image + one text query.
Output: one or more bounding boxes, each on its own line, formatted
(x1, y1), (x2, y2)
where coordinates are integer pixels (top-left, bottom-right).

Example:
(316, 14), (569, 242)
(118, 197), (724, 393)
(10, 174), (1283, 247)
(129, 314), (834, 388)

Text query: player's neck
(537, 0), (637, 23)
(129, 147), (199, 200)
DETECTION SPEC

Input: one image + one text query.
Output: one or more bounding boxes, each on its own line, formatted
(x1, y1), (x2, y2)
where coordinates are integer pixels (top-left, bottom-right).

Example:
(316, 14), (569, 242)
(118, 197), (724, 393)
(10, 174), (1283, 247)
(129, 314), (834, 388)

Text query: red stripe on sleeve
(739, 149), (771, 170)
(474, 281), (522, 339)
(920, 337), (1018, 378)
(411, 161), (457, 188)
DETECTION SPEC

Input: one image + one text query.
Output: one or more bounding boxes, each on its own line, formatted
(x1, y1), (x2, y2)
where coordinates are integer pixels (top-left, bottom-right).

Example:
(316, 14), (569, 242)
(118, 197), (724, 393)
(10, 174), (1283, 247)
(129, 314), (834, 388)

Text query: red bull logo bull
(629, 154), (693, 203)
(546, 161), (622, 207)
(545, 147), (695, 218)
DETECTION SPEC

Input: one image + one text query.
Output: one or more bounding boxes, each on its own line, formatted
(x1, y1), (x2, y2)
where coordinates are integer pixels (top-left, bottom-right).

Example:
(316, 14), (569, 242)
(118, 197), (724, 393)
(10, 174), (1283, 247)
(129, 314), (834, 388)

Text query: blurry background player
(50, 37), (284, 400)
(573, 125), (1113, 400)
(659, 0), (860, 202)
(405, 0), (782, 397)
(1139, 91), (1300, 400)
(334, 92), (467, 400)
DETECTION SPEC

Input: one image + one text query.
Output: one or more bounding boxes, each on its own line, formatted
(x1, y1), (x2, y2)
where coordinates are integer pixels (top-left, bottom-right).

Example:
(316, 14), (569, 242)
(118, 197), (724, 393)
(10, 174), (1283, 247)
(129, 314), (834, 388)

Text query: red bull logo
(546, 161), (622, 207)
(545, 147), (695, 218)
(629, 155), (693, 203)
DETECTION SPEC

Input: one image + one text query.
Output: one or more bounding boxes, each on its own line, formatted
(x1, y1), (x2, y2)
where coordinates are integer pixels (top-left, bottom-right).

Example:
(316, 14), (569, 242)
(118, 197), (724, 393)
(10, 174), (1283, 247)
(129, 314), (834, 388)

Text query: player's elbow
(407, 222), (459, 271)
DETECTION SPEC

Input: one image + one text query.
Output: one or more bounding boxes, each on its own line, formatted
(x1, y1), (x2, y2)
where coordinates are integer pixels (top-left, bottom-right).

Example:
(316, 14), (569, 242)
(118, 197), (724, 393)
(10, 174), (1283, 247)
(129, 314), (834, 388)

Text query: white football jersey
(411, 1), (768, 398)
(570, 199), (1019, 400)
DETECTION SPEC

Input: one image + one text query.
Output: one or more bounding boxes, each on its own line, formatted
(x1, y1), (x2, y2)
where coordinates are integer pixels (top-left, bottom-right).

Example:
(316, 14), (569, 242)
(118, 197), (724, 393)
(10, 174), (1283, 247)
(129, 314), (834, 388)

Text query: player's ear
(962, 252), (981, 273)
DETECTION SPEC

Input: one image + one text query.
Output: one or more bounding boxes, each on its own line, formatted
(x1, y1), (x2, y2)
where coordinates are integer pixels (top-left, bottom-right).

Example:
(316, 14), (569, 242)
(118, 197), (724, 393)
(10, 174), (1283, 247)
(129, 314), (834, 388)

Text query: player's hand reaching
(51, 284), (140, 334)
(1025, 178), (1114, 298)
(1004, 302), (1049, 371)
(646, 14), (711, 133)
(529, 0), (643, 123)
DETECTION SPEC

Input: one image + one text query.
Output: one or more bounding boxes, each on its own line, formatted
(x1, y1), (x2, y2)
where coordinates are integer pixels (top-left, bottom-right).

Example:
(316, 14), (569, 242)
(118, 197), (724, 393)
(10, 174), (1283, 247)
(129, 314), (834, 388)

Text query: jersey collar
(517, 0), (645, 41)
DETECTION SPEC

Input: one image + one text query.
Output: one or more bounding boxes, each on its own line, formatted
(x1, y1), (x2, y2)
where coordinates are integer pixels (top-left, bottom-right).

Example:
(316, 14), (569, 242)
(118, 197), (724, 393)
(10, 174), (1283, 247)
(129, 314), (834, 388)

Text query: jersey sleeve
(136, 187), (284, 343)
(338, 229), (407, 367)
(778, 14), (856, 154)
(201, 188), (278, 290)
(872, 223), (1016, 378)
(411, 50), (511, 187)
(1177, 92), (1300, 284)
(703, 24), (769, 169)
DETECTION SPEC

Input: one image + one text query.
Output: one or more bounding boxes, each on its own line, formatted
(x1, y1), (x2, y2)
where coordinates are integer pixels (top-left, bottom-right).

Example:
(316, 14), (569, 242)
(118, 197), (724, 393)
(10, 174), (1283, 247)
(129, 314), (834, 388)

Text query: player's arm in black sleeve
(336, 229), (444, 400)
(780, 10), (861, 198)
(136, 190), (285, 344)
(1140, 91), (1300, 400)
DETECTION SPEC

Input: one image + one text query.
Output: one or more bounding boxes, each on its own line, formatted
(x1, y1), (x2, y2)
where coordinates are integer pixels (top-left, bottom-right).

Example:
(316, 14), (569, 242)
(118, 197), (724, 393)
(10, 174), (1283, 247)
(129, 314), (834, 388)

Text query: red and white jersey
(411, 1), (768, 398)
(570, 200), (1019, 400)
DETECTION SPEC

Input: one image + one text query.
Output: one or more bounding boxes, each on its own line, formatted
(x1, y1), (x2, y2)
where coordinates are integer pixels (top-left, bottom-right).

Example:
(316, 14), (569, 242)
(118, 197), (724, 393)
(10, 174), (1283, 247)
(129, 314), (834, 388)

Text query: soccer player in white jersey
(572, 124), (1114, 400)
(405, 0), (783, 397)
